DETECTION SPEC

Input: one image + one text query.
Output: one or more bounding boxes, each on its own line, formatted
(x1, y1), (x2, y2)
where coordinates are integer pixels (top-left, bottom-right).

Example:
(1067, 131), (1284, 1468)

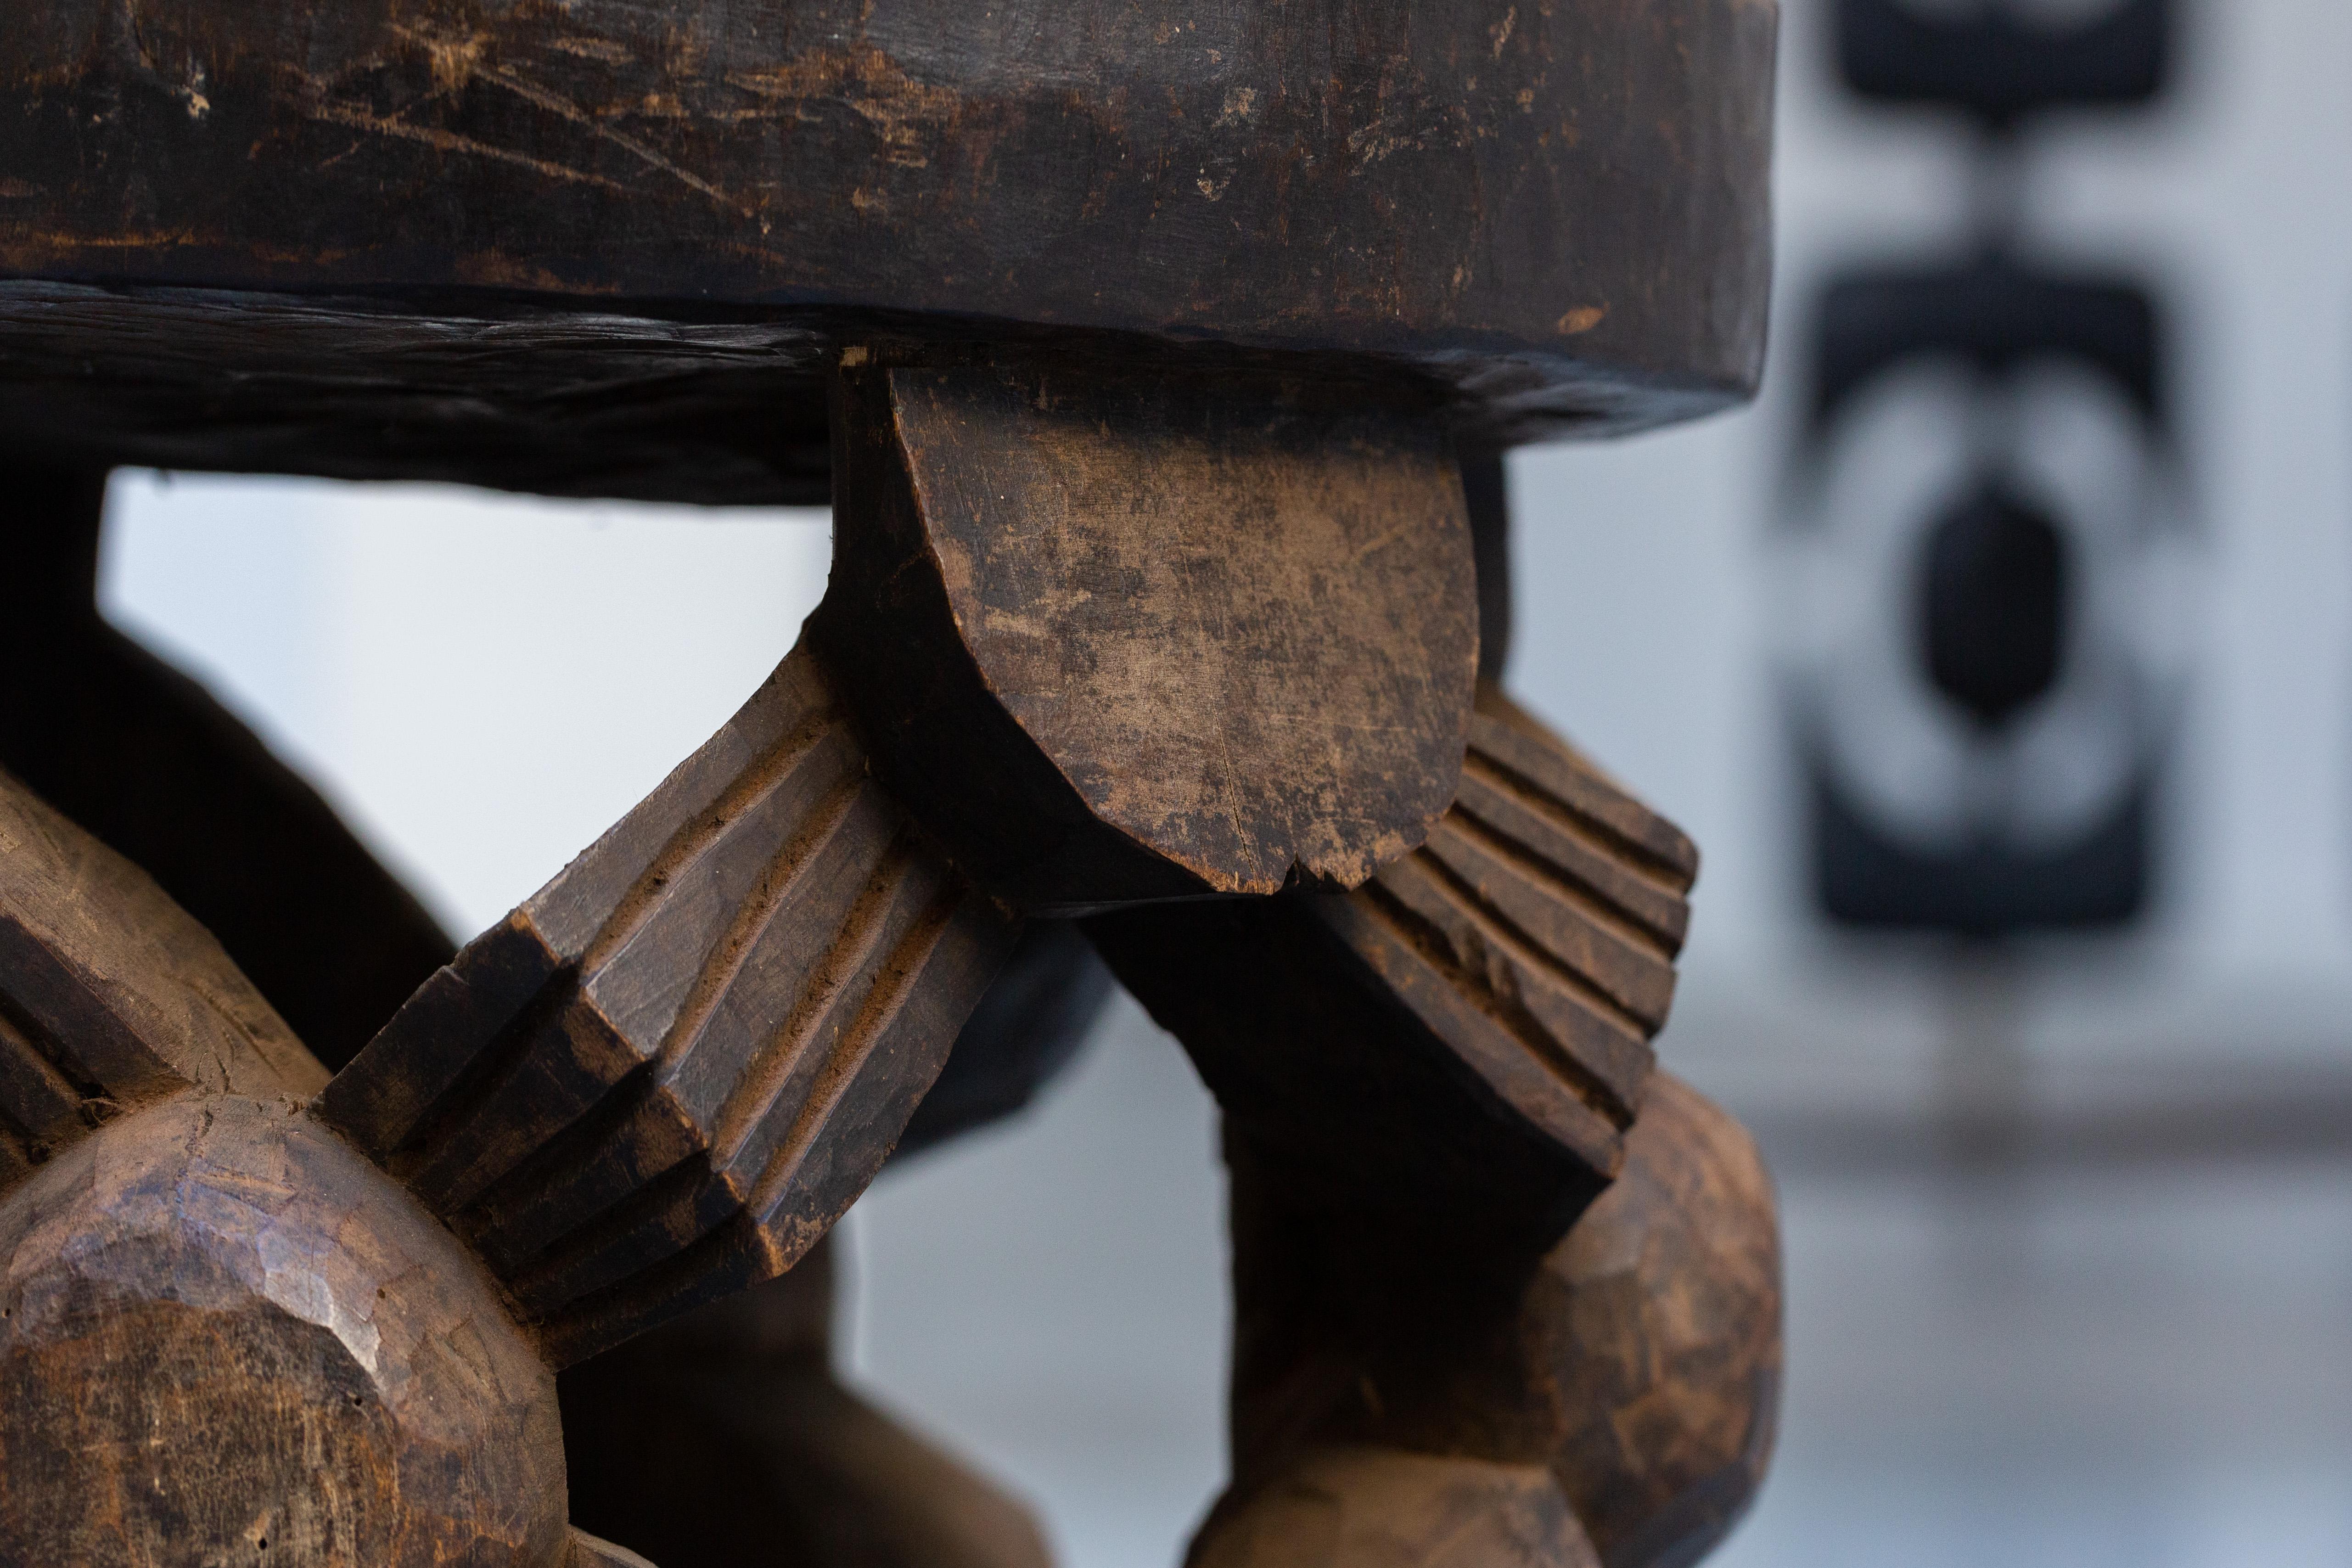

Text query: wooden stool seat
(0, 0), (1772, 502)
(0, 6), (1785, 1565)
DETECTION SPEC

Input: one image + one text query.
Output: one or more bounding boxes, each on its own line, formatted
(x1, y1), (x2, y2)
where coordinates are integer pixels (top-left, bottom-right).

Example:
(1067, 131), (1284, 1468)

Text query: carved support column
(0, 0), (1783, 1557)
(0, 352), (1493, 1563)
(318, 642), (1022, 1366)
(1094, 691), (1782, 1568)
(808, 358), (1479, 910)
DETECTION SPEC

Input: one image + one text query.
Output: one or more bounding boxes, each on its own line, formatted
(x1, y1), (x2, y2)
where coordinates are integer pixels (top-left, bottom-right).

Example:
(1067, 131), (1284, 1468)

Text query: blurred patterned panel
(1780, 261), (2194, 932)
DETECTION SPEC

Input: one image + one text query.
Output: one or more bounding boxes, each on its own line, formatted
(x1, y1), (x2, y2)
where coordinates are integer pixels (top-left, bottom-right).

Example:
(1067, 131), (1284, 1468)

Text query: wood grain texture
(1087, 686), (1695, 1235)
(1093, 690), (1763, 1568)
(1535, 1075), (1781, 1568)
(814, 361), (1479, 913)
(1200, 1076), (1777, 1568)
(0, 1092), (571, 1568)
(0, 765), (571, 1561)
(0, 0), (1777, 500)
(0, 764), (326, 1199)
(897, 919), (1111, 1160)
(572, 1531), (663, 1568)
(0, 286), (834, 506)
(318, 645), (1021, 1364)
(1191, 1447), (1601, 1568)
(0, 463), (455, 1073)
(560, 1236), (1052, 1568)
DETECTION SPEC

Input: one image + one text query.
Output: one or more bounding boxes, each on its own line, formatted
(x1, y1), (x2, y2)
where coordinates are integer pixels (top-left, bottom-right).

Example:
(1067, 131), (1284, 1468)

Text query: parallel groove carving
(318, 647), (1020, 1364)
(1426, 807), (1678, 1023)
(1304, 698), (1701, 1171)
(1091, 689), (1698, 1234)
(0, 1004), (99, 1180)
(498, 847), (958, 1316)
(1360, 868), (1644, 1121)
(1465, 710), (1703, 890)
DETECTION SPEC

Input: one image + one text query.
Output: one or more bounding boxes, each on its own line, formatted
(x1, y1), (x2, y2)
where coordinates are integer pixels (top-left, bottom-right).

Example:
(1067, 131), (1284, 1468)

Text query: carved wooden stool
(0, 3), (1781, 1564)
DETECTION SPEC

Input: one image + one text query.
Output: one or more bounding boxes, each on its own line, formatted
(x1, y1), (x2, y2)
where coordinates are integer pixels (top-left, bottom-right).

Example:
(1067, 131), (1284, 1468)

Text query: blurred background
(84, 0), (2352, 1562)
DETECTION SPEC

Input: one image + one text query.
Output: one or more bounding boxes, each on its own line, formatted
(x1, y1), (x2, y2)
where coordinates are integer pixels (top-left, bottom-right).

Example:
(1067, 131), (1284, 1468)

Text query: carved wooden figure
(1092, 686), (1781, 1568)
(0, 0), (1782, 1562)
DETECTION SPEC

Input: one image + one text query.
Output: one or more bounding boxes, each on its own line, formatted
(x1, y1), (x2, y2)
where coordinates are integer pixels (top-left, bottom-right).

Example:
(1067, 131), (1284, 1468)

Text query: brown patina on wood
(320, 644), (1020, 1366)
(0, 0), (1777, 500)
(1091, 691), (1771, 1568)
(0, 767), (573, 1568)
(1530, 1075), (1783, 1568)
(0, 464), (455, 1074)
(1089, 686), (1697, 1237)
(1193, 1447), (1605, 1568)
(814, 360), (1480, 913)
(0, 764), (326, 1198)
(1196, 1074), (1780, 1568)
(0, 1094), (572, 1568)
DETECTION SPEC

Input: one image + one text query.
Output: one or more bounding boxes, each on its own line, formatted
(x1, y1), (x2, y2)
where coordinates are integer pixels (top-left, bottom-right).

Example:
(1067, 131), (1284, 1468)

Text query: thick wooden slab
(0, 285), (834, 506)
(0, 0), (1777, 500)
(813, 362), (1480, 912)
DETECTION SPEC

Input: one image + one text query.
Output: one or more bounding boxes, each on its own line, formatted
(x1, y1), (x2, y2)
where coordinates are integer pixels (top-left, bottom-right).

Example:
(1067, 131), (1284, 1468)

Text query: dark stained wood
(0, 767), (571, 1564)
(1190, 1447), (1601, 1568)
(0, 630), (1067, 1563)
(7, 458), (1102, 1119)
(813, 360), (1480, 913)
(1532, 1075), (1782, 1568)
(1197, 1076), (1777, 1568)
(1091, 684), (1770, 1568)
(561, 1236), (1052, 1568)
(319, 643), (1022, 1365)
(1464, 455), (1517, 685)
(572, 1530), (664, 1568)
(0, 0), (1777, 501)
(0, 1093), (573, 1568)
(898, 919), (1111, 1159)
(0, 0), (1787, 1546)
(0, 287), (834, 506)
(1087, 686), (1696, 1236)
(0, 463), (456, 1073)
(0, 765), (327, 1198)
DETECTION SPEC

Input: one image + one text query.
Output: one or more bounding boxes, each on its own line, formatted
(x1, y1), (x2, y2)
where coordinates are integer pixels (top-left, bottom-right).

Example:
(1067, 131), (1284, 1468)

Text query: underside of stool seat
(0, 0), (1774, 504)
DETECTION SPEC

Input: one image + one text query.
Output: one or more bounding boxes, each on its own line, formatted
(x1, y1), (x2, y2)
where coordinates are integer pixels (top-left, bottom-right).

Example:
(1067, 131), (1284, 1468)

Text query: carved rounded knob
(0, 1094), (569, 1568)
(1191, 1447), (1600, 1568)
(1538, 1074), (1782, 1568)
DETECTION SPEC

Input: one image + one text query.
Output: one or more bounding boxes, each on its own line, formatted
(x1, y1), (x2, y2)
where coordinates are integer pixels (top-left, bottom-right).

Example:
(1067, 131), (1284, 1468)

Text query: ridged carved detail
(0, 767), (326, 1197)
(1317, 700), (1697, 1176)
(319, 647), (1019, 1365)
(0, 1006), (96, 1192)
(1089, 688), (1698, 1250)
